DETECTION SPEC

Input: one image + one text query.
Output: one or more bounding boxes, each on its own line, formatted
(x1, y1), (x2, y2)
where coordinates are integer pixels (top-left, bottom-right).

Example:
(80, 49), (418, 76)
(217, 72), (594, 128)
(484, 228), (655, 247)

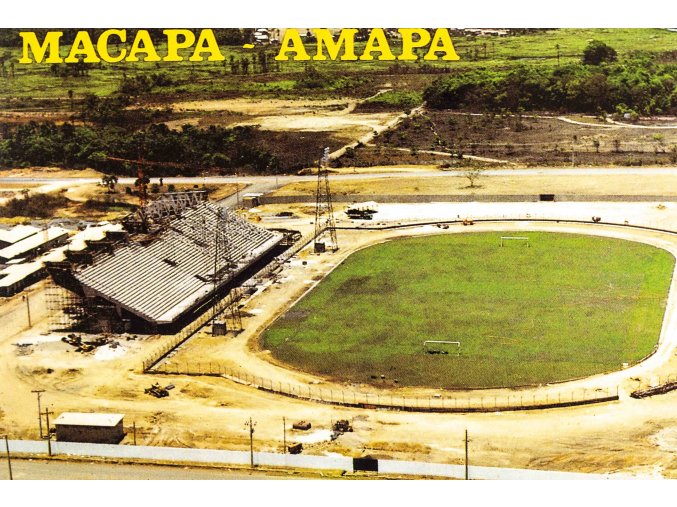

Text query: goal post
(500, 236), (530, 247)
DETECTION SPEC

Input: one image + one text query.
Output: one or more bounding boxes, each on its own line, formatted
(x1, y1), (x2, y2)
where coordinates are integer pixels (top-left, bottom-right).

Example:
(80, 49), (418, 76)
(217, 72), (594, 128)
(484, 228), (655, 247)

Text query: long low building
(0, 226), (69, 262)
(0, 224), (40, 249)
(0, 223), (124, 298)
(0, 262), (45, 297)
(72, 202), (283, 327)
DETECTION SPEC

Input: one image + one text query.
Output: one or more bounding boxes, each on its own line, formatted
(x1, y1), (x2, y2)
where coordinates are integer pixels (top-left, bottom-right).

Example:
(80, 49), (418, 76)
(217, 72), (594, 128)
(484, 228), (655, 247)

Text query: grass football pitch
(264, 231), (675, 389)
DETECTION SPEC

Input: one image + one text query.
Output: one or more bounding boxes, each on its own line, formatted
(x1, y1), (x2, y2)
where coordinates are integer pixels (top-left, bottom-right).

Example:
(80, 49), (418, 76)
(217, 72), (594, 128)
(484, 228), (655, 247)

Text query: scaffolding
(46, 276), (121, 333)
(204, 206), (243, 333)
(122, 191), (208, 233)
(45, 278), (86, 331)
(46, 197), (281, 332)
(220, 286), (243, 333)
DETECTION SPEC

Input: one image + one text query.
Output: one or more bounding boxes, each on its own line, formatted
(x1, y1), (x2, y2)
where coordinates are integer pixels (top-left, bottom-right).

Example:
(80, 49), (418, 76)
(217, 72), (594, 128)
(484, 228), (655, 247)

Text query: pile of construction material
(61, 334), (119, 353)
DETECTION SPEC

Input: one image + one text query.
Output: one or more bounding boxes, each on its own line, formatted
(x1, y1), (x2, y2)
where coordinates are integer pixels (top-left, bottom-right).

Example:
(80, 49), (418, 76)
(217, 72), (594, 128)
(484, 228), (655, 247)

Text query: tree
(582, 40), (617, 65)
(463, 167), (483, 188)
(101, 174), (118, 193)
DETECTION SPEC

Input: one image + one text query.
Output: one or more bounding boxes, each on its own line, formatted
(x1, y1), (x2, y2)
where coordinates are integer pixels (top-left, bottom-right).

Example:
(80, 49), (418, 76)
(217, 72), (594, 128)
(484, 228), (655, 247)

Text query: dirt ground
(0, 167), (101, 179)
(273, 172), (677, 197)
(1, 200), (677, 477)
(162, 97), (402, 143)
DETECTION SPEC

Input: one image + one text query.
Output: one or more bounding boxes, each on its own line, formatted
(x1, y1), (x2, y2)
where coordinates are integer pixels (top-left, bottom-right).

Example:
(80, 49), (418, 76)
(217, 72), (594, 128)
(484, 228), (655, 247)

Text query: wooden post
(44, 408), (53, 457)
(246, 417), (255, 468)
(23, 295), (31, 328)
(465, 429), (469, 480)
(4, 435), (12, 480)
(31, 390), (45, 439)
(283, 417), (286, 454)
(133, 421), (137, 446)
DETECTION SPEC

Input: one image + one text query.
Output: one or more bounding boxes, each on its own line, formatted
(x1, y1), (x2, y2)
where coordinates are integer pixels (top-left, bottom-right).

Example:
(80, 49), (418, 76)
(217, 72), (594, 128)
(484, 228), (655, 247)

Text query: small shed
(242, 192), (264, 208)
(54, 412), (125, 444)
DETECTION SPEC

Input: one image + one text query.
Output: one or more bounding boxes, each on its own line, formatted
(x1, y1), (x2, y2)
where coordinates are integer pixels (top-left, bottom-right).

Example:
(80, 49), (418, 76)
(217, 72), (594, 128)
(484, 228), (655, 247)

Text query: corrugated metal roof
(75, 202), (282, 323)
(54, 412), (124, 427)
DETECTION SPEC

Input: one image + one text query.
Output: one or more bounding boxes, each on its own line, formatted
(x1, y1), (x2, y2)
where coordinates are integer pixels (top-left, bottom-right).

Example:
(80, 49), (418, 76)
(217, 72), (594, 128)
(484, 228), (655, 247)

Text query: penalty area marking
(500, 236), (530, 247)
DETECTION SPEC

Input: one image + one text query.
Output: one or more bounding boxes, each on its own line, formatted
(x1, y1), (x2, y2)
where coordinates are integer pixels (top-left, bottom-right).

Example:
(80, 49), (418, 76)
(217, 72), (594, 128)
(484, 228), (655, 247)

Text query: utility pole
(31, 389), (45, 438)
(244, 417), (256, 468)
(43, 408), (54, 457)
(283, 417), (286, 454)
(235, 174), (241, 209)
(22, 294), (31, 328)
(465, 429), (469, 480)
(4, 435), (12, 480)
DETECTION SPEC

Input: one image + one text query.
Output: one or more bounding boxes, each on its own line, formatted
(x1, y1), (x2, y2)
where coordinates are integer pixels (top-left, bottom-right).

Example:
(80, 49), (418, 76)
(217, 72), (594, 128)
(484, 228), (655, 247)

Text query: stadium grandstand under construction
(45, 191), (286, 333)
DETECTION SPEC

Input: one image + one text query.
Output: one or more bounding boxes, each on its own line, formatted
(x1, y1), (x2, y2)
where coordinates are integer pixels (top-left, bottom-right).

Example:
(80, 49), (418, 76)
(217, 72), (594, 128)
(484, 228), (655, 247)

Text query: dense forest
(424, 51), (677, 115)
(0, 122), (280, 175)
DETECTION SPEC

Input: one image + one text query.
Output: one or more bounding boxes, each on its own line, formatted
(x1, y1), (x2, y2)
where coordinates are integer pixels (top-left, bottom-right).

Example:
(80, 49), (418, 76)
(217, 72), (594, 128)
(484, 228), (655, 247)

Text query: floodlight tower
(207, 206), (242, 333)
(314, 147), (338, 253)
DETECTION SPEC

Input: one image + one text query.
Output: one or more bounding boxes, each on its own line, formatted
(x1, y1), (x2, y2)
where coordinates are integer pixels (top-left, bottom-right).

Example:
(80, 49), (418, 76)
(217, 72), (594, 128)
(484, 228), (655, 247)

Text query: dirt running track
(1, 202), (677, 478)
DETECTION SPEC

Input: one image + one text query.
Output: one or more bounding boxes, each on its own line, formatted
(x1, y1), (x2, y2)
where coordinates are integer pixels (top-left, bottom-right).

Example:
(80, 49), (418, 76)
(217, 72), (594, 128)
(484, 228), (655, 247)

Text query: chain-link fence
(630, 374), (677, 398)
(147, 360), (619, 413)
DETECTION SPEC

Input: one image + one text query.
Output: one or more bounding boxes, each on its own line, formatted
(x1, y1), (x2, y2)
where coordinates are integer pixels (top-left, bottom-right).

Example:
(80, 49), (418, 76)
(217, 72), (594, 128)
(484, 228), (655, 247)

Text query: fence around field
(147, 360), (619, 413)
(630, 374), (677, 398)
(141, 298), (227, 372)
(141, 215), (677, 410)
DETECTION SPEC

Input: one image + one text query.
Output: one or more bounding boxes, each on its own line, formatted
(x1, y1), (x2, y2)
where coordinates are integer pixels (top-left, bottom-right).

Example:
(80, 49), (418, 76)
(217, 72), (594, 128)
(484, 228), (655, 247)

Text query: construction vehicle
(292, 421), (311, 431)
(61, 334), (111, 353)
(287, 443), (303, 454)
(61, 334), (82, 347)
(345, 202), (378, 220)
(333, 419), (353, 433)
(144, 383), (169, 398)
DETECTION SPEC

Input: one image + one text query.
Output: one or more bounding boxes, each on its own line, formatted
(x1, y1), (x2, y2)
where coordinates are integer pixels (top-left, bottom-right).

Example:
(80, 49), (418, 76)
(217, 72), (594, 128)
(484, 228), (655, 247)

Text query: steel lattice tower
(314, 147), (338, 252)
